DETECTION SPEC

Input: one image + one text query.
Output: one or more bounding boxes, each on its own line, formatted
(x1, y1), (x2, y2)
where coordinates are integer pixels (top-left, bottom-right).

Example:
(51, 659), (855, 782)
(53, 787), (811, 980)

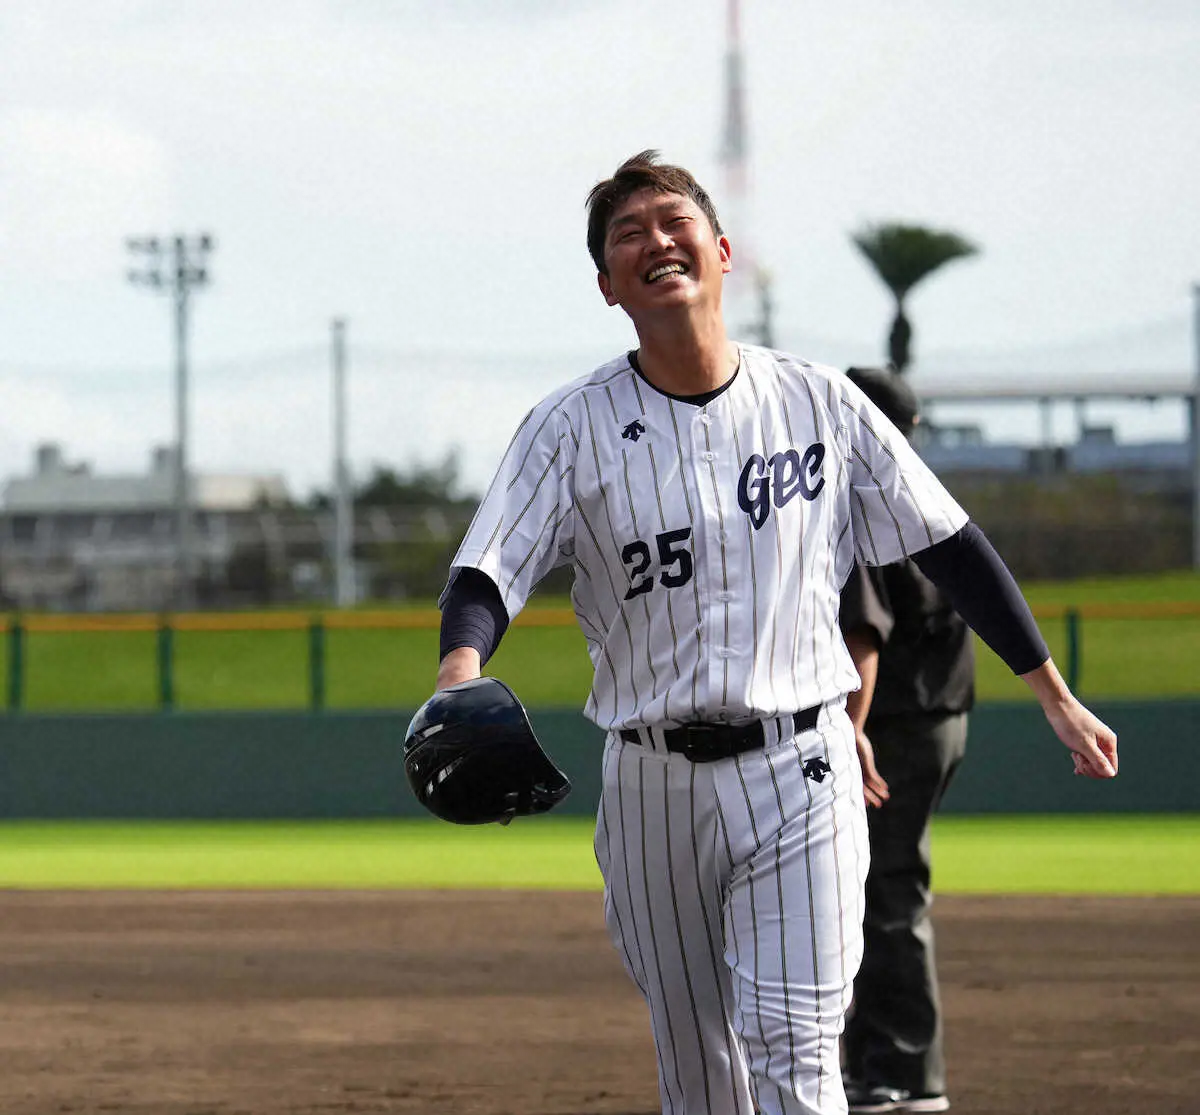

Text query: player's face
(597, 189), (732, 319)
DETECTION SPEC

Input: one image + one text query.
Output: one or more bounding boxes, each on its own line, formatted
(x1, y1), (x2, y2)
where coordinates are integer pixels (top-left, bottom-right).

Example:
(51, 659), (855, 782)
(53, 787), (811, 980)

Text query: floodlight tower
(127, 233), (215, 611)
(719, 0), (774, 347)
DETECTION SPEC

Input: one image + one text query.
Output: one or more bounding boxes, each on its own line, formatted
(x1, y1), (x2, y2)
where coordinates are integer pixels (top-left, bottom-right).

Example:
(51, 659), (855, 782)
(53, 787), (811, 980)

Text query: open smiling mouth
(645, 262), (689, 283)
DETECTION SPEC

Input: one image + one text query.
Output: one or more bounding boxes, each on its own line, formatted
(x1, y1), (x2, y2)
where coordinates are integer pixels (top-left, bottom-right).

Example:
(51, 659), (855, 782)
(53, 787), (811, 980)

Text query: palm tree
(852, 223), (978, 374)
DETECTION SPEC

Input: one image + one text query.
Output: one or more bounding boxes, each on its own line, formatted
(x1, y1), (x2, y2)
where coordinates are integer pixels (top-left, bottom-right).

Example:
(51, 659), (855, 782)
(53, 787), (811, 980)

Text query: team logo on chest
(621, 419), (647, 443)
(737, 444), (826, 530)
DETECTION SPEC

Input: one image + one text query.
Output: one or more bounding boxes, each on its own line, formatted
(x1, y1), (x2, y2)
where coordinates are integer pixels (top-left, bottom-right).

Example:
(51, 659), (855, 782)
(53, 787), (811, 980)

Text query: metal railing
(0, 608), (575, 713)
(2, 601), (1197, 714)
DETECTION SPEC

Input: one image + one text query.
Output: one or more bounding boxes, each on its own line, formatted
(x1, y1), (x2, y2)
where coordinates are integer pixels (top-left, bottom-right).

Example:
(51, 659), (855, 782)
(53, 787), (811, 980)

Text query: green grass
(21, 630), (161, 710)
(972, 614), (1200, 701)
(2, 570), (1197, 711)
(929, 815), (1200, 894)
(971, 568), (1200, 702)
(0, 819), (601, 890)
(0, 816), (1195, 894)
(1018, 570), (1200, 605)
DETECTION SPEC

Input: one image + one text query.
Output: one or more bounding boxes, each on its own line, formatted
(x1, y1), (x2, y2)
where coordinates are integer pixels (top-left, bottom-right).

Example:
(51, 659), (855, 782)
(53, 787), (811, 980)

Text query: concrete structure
(1, 443), (291, 611)
(2, 443), (288, 514)
(0, 444), (473, 611)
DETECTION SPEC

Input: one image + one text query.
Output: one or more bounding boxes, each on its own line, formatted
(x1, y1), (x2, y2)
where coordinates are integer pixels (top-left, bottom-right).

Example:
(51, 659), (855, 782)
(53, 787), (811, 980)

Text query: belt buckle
(680, 724), (728, 763)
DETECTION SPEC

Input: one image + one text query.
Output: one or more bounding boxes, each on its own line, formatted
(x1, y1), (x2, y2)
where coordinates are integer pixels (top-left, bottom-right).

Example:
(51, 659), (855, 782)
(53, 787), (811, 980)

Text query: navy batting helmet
(403, 677), (571, 825)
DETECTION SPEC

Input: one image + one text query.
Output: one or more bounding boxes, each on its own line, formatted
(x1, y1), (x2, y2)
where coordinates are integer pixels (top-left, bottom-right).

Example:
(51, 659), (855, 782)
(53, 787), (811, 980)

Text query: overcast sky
(1, 0), (1197, 499)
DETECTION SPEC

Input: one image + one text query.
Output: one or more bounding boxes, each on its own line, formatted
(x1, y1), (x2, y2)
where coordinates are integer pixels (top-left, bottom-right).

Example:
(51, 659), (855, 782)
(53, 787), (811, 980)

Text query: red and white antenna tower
(720, 0), (749, 196)
(719, 0), (774, 346)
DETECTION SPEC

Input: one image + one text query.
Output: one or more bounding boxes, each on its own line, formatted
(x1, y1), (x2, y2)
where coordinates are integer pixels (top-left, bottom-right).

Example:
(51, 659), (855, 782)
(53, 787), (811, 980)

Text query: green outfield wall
(0, 699), (1195, 819)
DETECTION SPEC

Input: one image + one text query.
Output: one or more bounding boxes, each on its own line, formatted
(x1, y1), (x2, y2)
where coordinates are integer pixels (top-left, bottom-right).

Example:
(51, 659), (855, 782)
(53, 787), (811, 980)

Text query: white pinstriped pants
(594, 703), (869, 1115)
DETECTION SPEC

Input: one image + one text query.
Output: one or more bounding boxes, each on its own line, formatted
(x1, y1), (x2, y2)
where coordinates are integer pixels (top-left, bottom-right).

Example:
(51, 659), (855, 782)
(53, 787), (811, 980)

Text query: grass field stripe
(0, 816), (1196, 892)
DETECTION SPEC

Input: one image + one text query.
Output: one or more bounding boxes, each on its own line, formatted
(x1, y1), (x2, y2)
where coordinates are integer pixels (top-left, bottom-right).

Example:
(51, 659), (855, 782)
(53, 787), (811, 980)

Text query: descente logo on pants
(737, 445), (826, 530)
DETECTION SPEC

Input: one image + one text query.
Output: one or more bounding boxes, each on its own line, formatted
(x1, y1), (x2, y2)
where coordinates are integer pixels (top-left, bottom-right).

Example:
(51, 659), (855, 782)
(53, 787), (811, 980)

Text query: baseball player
(432, 151), (1117, 1115)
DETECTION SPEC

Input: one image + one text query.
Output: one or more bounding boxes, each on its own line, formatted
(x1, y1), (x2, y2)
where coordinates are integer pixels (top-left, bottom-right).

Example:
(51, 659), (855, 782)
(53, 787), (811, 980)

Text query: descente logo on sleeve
(737, 444), (826, 530)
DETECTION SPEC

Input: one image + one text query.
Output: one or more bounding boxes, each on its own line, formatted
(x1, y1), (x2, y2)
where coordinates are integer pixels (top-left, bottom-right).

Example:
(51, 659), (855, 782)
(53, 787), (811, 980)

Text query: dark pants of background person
(843, 711), (969, 1098)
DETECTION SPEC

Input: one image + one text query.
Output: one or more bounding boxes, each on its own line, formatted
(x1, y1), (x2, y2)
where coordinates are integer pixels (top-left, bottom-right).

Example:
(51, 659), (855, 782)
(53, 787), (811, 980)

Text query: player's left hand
(855, 729), (890, 807)
(1045, 697), (1118, 779)
(1021, 660), (1118, 779)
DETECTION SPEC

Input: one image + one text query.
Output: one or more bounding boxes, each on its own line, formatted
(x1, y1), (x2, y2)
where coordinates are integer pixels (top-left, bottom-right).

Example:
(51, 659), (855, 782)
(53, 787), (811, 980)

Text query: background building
(0, 443), (473, 612)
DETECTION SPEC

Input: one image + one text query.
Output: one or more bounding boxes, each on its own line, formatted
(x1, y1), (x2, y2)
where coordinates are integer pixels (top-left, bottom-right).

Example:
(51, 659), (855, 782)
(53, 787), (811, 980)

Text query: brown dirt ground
(0, 891), (1195, 1115)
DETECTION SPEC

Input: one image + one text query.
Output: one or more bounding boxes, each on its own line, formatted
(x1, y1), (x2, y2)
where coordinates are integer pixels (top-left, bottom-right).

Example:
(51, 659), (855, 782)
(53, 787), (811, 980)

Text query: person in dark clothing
(839, 366), (974, 1115)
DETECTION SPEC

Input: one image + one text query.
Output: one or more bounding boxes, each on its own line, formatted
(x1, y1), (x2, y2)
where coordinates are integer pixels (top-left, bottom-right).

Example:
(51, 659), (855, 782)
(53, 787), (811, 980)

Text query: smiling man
(429, 150), (1118, 1115)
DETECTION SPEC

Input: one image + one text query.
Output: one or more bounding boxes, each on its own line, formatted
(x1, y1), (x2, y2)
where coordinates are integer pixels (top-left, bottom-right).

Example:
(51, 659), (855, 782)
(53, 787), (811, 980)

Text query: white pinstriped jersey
(447, 344), (967, 731)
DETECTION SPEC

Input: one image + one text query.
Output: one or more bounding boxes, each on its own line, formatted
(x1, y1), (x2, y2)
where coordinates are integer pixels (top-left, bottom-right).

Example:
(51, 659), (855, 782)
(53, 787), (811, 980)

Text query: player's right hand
(435, 647), (483, 691)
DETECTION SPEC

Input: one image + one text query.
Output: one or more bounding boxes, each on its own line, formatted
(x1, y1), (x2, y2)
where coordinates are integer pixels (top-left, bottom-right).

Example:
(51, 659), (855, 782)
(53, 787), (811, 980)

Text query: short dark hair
(585, 150), (723, 274)
(846, 366), (920, 435)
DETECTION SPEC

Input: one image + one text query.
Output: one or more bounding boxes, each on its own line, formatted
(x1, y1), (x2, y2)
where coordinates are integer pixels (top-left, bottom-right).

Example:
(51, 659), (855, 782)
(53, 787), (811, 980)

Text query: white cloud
(0, 107), (171, 280)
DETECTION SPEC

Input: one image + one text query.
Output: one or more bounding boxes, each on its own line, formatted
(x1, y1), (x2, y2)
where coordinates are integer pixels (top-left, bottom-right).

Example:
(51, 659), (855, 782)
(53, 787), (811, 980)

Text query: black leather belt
(619, 704), (821, 763)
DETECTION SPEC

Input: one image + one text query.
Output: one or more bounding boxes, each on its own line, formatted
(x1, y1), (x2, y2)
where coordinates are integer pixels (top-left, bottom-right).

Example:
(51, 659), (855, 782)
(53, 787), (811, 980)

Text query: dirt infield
(0, 891), (1195, 1115)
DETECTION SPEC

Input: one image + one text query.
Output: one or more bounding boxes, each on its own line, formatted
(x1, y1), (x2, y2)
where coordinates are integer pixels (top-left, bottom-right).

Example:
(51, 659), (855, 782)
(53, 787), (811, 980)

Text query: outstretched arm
(911, 522), (1117, 779)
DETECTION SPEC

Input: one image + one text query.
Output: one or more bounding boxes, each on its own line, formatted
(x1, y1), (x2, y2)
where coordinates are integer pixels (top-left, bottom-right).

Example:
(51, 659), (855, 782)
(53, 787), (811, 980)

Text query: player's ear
(719, 235), (732, 275)
(597, 271), (620, 307)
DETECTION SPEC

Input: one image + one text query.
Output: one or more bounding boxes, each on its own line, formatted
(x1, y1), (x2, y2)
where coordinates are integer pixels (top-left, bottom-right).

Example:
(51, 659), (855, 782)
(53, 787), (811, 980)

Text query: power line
(0, 310), (1189, 384)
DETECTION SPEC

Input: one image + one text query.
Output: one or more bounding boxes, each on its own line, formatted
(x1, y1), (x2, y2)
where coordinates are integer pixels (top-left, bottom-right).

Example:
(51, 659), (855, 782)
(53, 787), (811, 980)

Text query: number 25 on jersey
(622, 528), (694, 599)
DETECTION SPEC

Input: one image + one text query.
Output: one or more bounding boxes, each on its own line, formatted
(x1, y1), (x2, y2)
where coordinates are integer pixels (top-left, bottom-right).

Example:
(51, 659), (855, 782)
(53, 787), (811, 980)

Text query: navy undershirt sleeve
(911, 521), (1049, 676)
(439, 568), (510, 664)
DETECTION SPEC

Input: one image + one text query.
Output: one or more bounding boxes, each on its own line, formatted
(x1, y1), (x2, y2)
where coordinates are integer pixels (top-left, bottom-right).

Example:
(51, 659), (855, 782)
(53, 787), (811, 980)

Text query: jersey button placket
(691, 410), (726, 717)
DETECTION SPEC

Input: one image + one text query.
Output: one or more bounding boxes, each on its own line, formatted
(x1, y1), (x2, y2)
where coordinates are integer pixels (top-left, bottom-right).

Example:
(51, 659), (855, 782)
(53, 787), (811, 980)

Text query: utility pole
(331, 318), (355, 607)
(755, 266), (776, 349)
(1192, 284), (1200, 570)
(127, 233), (215, 610)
